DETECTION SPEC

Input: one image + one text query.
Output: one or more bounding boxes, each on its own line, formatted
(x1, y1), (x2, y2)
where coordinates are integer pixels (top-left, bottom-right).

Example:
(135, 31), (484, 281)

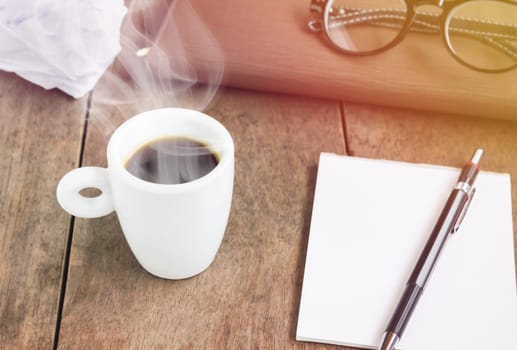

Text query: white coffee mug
(56, 108), (234, 279)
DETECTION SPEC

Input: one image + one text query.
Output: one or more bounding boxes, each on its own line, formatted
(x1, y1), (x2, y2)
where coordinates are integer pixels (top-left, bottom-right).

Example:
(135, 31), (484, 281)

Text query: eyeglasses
(308, 0), (517, 73)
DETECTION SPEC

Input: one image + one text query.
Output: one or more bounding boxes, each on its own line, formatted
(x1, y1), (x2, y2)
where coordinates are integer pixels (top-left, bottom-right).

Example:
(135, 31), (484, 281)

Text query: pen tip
(471, 148), (483, 165)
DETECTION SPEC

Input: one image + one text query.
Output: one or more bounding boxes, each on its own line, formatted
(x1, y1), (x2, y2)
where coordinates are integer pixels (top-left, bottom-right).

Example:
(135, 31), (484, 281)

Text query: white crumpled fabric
(0, 0), (127, 98)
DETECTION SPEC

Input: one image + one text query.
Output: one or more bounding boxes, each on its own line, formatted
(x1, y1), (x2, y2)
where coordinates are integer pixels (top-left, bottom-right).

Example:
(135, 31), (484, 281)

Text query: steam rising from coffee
(92, 0), (225, 179)
(93, 0), (223, 124)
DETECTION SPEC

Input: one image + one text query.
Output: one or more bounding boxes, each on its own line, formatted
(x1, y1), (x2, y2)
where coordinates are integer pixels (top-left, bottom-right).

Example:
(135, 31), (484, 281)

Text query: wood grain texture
(57, 88), (351, 349)
(0, 72), (87, 348)
(343, 102), (517, 274)
(152, 0), (517, 120)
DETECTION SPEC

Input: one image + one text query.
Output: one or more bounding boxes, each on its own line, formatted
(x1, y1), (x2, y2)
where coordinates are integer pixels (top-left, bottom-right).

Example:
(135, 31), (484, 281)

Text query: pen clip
(452, 186), (476, 234)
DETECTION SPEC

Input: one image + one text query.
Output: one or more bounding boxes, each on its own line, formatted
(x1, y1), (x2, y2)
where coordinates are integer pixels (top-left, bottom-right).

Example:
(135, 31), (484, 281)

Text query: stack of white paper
(297, 153), (517, 349)
(0, 0), (127, 98)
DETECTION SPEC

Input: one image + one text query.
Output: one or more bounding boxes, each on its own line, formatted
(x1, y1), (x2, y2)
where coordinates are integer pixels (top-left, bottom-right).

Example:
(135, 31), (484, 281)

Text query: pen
(377, 148), (483, 350)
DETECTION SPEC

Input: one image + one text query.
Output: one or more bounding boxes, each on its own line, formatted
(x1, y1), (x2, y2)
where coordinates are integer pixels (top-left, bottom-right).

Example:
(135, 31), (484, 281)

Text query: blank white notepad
(296, 153), (517, 350)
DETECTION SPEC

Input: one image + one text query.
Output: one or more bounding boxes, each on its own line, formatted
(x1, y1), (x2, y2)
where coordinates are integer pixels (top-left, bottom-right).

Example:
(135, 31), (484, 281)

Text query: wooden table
(1, 70), (516, 349)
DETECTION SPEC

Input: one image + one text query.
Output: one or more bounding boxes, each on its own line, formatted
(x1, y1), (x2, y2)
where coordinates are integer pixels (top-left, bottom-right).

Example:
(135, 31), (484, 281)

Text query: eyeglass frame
(308, 0), (517, 73)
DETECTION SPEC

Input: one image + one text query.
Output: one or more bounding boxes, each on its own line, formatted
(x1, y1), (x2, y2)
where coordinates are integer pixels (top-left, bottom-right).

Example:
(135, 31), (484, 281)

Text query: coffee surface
(125, 136), (219, 184)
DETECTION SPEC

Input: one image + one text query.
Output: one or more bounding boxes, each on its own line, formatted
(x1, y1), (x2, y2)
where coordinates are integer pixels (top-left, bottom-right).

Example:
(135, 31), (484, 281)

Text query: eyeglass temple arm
(308, 0), (326, 31)
(411, 12), (516, 59)
(312, 7), (516, 58)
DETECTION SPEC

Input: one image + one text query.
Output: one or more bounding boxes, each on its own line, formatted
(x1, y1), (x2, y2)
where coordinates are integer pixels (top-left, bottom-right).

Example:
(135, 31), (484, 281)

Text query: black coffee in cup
(125, 136), (219, 184)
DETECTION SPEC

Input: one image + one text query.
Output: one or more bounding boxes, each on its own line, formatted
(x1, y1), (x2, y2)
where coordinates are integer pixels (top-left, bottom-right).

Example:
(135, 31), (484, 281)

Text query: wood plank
(344, 102), (517, 273)
(0, 72), (87, 348)
(151, 0), (517, 120)
(58, 88), (350, 348)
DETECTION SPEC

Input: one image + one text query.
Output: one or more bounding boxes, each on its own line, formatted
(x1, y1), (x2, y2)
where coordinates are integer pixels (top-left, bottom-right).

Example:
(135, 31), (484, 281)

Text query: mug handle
(56, 167), (114, 218)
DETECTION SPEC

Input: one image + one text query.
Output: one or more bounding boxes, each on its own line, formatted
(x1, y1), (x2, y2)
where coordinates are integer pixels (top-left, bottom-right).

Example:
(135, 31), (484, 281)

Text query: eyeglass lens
(324, 0), (408, 53)
(324, 0), (516, 71)
(446, 1), (516, 72)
